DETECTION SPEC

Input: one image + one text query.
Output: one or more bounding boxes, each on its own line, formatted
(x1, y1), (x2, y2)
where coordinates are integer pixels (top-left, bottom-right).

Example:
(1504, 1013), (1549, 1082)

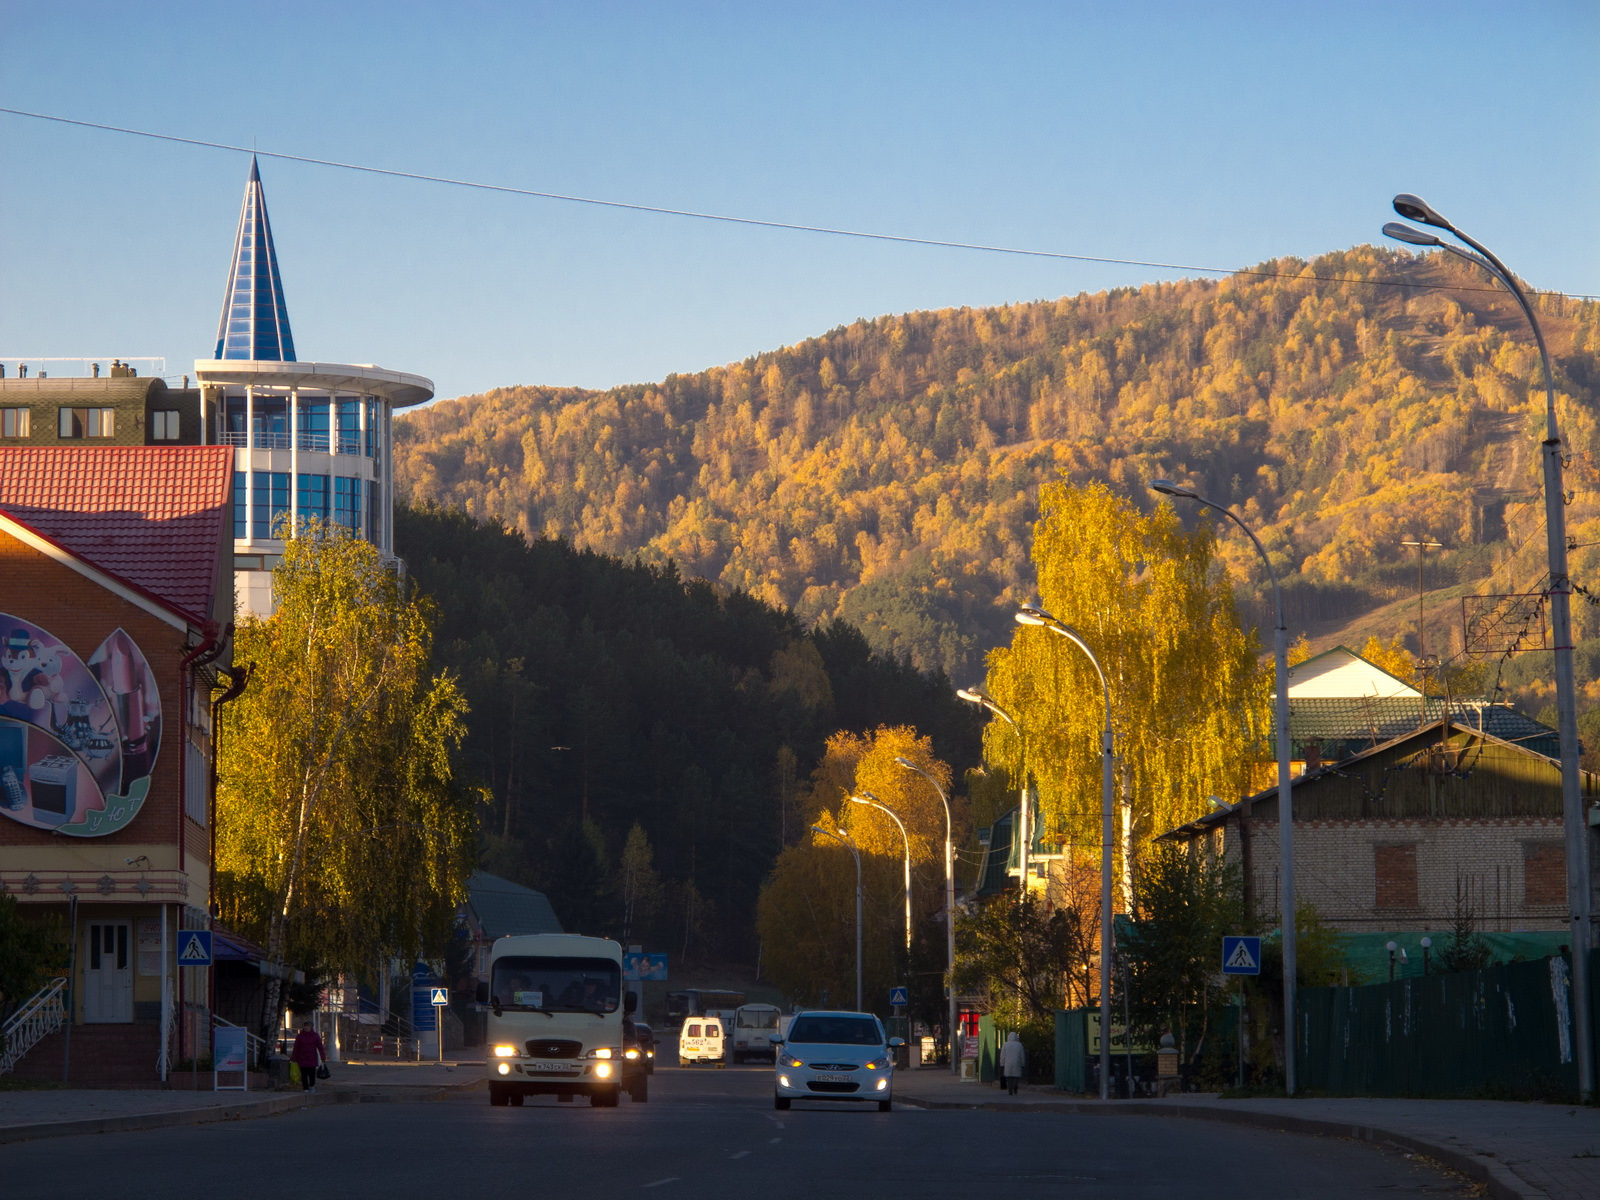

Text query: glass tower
(214, 156), (297, 362)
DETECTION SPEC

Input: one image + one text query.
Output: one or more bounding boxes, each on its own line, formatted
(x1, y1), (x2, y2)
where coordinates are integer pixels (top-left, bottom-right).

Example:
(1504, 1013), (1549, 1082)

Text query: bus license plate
(532, 1063), (579, 1073)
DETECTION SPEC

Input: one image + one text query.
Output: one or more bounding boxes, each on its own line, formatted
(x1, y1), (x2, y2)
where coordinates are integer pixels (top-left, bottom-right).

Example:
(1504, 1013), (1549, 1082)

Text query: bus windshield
(491, 956), (621, 1014)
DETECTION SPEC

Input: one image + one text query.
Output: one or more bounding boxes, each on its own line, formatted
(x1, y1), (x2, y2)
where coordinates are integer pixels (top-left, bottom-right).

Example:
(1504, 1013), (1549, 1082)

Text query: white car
(773, 1010), (903, 1111)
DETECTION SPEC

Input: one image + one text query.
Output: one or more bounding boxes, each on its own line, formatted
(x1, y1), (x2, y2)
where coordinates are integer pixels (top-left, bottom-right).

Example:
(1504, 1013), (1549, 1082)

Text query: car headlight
(493, 1045), (519, 1058)
(625, 1048), (640, 1060)
(865, 1055), (889, 1070)
(586, 1047), (616, 1059)
(781, 1055), (804, 1068)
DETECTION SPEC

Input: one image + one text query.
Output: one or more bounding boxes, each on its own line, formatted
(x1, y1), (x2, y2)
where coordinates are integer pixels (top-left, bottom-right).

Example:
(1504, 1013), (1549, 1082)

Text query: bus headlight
(493, 1045), (519, 1058)
(587, 1047), (615, 1059)
(595, 1062), (613, 1079)
(497, 1063), (511, 1076)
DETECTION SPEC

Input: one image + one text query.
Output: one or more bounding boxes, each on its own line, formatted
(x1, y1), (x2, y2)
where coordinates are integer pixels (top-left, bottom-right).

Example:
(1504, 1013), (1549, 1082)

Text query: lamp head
(1420, 937), (1432, 949)
(811, 825), (830, 836)
(1206, 796), (1231, 810)
(956, 686), (988, 704)
(1015, 603), (1056, 627)
(894, 756), (917, 771)
(1149, 478), (1197, 500)
(1386, 940), (1398, 952)
(1392, 193), (1451, 230)
(1383, 221), (1443, 248)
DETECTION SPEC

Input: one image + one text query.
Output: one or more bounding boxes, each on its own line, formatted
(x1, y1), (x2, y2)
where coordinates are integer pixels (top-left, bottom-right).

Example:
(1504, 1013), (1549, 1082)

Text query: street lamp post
(850, 792), (912, 952)
(813, 825), (863, 1014)
(1013, 606), (1115, 1102)
(1149, 480), (1297, 1095)
(956, 687), (1030, 898)
(1385, 196), (1593, 1100)
(894, 755), (958, 1074)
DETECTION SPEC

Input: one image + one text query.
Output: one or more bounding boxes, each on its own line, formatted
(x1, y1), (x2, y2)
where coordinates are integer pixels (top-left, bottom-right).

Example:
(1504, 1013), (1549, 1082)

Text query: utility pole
(1401, 538), (1444, 724)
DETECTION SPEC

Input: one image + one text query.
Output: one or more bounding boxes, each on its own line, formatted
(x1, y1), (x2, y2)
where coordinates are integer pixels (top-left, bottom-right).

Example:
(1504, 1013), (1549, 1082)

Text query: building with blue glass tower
(194, 157), (433, 616)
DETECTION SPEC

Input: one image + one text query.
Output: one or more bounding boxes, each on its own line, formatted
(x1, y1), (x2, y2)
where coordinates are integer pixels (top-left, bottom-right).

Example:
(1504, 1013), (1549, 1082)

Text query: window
(335, 397), (362, 455)
(251, 471), (290, 539)
(1374, 844), (1418, 909)
(58, 407), (115, 438)
(298, 473), (329, 523)
(151, 410), (181, 441)
(367, 480), (380, 541)
(1524, 843), (1565, 907)
(333, 476), (362, 532)
(233, 472), (247, 539)
(0, 407), (29, 438)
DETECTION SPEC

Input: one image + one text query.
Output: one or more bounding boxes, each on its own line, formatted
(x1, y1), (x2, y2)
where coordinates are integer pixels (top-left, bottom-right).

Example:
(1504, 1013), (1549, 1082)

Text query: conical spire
(213, 155), (296, 361)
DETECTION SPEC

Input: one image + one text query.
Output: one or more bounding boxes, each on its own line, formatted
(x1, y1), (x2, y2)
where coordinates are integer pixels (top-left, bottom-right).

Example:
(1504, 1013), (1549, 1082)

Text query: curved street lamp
(1149, 479), (1297, 1094)
(850, 792), (912, 952)
(894, 755), (958, 1074)
(1013, 605), (1115, 1101)
(957, 687), (1031, 899)
(1385, 197), (1592, 1100)
(813, 825), (863, 1014)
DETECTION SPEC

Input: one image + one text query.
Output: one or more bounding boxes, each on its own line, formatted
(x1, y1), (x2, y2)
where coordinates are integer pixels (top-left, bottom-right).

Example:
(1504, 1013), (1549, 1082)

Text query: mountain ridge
(395, 245), (1600, 681)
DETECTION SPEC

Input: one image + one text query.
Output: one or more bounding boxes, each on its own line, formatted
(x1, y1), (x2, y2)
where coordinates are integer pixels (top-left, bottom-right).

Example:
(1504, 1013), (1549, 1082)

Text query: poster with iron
(0, 616), (160, 836)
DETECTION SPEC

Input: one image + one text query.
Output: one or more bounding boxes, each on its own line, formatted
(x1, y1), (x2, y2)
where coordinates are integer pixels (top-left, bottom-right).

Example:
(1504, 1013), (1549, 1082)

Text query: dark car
(633, 1022), (657, 1075)
(621, 1018), (650, 1100)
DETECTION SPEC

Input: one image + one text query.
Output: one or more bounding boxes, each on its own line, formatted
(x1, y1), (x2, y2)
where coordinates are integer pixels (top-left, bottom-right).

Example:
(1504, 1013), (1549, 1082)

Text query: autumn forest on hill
(397, 245), (1600, 688)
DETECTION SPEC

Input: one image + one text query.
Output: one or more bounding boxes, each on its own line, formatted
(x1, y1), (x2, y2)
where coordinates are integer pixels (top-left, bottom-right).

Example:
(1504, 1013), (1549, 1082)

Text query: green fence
(1055, 1009), (1088, 1092)
(1298, 953), (1581, 1099)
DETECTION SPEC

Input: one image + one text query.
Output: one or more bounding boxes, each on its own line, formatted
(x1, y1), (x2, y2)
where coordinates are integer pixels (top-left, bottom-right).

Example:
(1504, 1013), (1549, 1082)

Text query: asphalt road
(2, 1064), (1471, 1197)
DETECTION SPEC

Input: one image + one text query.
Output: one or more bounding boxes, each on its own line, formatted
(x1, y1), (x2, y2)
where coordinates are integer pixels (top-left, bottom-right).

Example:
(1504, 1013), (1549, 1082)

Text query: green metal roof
(465, 871), (562, 938)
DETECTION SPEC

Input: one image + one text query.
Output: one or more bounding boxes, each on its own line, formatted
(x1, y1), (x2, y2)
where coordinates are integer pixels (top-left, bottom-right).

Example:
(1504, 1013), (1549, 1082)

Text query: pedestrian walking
(291, 1019), (327, 1093)
(999, 1031), (1026, 1096)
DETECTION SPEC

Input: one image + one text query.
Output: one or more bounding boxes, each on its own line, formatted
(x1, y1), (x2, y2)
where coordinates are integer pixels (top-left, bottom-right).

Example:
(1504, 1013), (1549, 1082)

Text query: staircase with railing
(1, 977), (67, 1076)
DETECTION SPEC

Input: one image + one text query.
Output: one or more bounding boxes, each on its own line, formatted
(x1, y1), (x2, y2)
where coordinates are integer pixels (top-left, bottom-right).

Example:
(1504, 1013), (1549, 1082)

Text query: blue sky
(1, 1), (1595, 400)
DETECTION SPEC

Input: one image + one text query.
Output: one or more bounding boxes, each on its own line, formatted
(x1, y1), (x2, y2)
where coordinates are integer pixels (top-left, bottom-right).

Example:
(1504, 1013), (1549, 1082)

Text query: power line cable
(5, 106), (1597, 302)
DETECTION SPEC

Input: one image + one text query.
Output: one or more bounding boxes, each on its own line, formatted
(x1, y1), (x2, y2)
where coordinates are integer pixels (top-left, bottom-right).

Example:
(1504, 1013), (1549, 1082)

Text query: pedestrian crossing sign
(178, 930), (213, 967)
(431, 987), (449, 1006)
(889, 986), (909, 1006)
(1222, 936), (1261, 975)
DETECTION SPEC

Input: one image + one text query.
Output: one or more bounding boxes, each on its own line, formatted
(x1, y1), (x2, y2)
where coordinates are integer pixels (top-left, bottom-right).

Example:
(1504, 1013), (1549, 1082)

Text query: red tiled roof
(0, 447), (233, 623)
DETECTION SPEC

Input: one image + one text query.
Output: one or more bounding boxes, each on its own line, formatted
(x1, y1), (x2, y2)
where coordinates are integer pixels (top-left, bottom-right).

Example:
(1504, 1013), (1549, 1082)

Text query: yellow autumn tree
(981, 482), (1267, 902)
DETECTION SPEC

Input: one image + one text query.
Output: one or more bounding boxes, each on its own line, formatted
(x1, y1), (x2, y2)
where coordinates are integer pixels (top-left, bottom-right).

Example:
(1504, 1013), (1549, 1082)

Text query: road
(2, 1063), (1470, 1197)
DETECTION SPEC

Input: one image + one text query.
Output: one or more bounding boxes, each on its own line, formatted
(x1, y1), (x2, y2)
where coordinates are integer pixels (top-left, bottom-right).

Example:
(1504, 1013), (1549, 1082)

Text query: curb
(0, 1077), (484, 1145)
(896, 1093), (1542, 1200)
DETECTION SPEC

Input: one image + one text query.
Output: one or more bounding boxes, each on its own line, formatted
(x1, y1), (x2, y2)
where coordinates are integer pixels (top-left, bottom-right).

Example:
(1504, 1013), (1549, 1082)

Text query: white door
(84, 921), (133, 1022)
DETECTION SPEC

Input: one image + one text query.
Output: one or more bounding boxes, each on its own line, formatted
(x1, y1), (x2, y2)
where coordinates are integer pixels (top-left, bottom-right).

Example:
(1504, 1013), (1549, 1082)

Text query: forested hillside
(394, 505), (980, 963)
(396, 247), (1600, 681)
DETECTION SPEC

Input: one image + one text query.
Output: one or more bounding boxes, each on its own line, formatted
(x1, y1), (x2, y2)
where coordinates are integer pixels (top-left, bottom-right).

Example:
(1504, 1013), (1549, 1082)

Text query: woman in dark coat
(291, 1020), (327, 1091)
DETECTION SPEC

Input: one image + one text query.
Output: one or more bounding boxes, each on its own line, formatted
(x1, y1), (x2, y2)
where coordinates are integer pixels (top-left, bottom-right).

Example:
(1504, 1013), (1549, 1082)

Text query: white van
(731, 1003), (783, 1063)
(678, 1015), (726, 1067)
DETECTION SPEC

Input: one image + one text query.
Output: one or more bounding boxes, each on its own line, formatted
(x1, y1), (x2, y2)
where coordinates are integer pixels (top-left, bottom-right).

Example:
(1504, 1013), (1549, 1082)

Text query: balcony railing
(220, 431), (367, 456)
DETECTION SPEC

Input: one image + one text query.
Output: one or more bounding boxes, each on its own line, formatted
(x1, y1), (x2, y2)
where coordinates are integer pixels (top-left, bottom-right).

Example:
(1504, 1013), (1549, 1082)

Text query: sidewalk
(0, 1060), (485, 1145)
(897, 1071), (1600, 1200)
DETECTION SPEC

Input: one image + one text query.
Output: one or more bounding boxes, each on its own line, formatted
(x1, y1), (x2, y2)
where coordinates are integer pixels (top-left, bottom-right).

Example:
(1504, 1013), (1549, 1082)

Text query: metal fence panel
(1055, 1009), (1088, 1092)
(1299, 954), (1578, 1098)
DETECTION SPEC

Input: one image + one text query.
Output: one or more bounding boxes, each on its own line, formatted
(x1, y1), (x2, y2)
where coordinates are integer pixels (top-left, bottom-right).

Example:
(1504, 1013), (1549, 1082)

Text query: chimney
(182, 374), (189, 388)
(92, 362), (100, 378)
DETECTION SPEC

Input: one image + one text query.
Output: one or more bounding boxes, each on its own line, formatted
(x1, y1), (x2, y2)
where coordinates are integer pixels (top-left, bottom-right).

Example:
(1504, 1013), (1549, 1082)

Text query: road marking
(642, 1179), (680, 1189)
(730, 1151), (750, 1160)
(768, 1137), (782, 1144)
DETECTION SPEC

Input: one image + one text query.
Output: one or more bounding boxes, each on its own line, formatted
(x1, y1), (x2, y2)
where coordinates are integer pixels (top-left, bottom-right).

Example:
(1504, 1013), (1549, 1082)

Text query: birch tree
(982, 482), (1266, 902)
(216, 527), (477, 1036)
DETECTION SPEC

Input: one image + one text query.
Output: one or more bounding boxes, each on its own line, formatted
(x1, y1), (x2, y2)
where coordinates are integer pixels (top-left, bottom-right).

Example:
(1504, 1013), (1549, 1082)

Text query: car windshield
(739, 1009), (780, 1029)
(787, 1015), (882, 1046)
(490, 955), (621, 1013)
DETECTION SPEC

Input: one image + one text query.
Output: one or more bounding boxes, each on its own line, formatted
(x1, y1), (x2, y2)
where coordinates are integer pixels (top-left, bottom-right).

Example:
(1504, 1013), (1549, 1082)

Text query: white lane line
(642, 1179), (680, 1189)
(768, 1137), (782, 1144)
(730, 1151), (750, 1160)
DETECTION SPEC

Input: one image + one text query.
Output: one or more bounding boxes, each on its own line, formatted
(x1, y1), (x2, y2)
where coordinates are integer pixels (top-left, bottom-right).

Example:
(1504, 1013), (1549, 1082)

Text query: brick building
(1160, 719), (1599, 938)
(0, 446), (239, 1086)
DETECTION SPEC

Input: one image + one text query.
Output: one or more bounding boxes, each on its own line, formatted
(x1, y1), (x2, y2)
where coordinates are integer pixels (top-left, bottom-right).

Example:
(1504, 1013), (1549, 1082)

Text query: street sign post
(1222, 936), (1261, 976)
(1221, 935), (1261, 1090)
(178, 930), (213, 967)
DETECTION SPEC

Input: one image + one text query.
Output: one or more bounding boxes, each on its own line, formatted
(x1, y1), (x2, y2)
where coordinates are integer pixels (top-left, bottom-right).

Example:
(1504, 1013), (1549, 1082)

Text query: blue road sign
(622, 952), (668, 981)
(1222, 936), (1262, 976)
(431, 987), (449, 1006)
(177, 930), (213, 967)
(888, 986), (909, 1007)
